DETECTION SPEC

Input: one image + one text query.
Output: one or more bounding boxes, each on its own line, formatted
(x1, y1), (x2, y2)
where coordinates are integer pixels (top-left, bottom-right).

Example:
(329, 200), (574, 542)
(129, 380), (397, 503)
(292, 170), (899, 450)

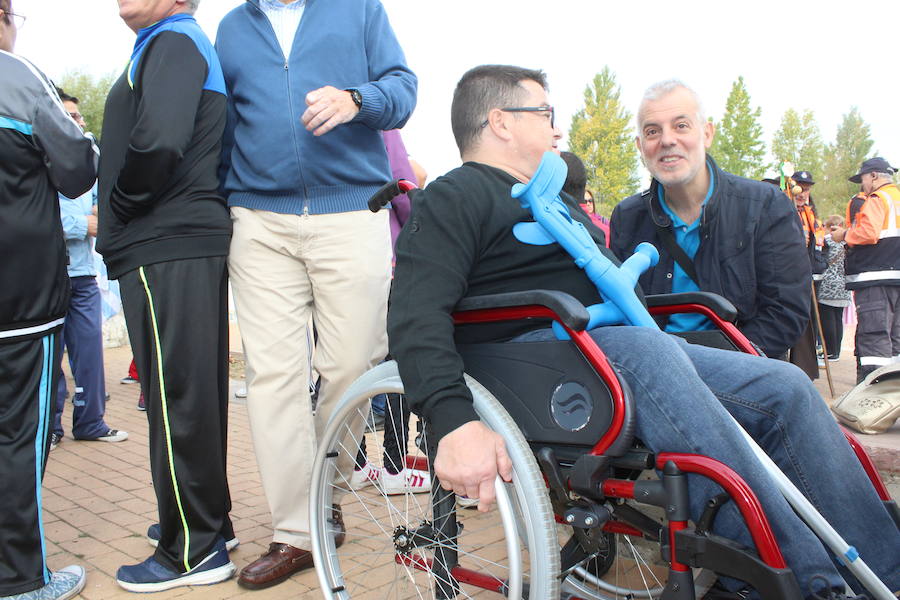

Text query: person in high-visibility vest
(829, 157), (900, 382)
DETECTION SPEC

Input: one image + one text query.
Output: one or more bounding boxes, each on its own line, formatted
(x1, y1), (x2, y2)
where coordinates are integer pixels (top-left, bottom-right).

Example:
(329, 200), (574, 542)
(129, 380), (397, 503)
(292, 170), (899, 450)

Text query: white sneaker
(349, 462), (381, 490)
(457, 496), (479, 509)
(380, 468), (431, 495)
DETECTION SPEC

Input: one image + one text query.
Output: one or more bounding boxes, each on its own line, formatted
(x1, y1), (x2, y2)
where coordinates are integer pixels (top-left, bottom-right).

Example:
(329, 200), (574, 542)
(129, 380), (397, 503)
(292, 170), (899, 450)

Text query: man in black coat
(610, 81), (810, 359)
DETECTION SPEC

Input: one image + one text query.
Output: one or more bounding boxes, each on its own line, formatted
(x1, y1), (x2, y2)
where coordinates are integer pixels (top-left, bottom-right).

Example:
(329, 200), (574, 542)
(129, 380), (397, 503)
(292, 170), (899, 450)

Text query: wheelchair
(308, 289), (899, 600)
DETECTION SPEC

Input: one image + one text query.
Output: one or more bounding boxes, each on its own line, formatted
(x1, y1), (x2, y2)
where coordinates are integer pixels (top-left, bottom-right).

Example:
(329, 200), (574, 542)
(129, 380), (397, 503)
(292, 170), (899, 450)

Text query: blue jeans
(514, 326), (899, 596)
(54, 275), (110, 439)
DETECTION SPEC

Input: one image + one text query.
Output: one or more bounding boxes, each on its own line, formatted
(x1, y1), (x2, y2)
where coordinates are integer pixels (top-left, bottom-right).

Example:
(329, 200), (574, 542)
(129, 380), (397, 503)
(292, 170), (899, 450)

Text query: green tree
(57, 69), (117, 138)
(818, 107), (874, 217)
(708, 76), (766, 179)
(771, 109), (824, 178)
(567, 66), (639, 216)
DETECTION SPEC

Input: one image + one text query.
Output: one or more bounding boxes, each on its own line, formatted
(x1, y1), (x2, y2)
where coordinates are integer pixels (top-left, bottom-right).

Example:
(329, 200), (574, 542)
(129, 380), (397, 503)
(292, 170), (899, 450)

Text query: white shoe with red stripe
(380, 468), (431, 495)
(349, 462), (381, 490)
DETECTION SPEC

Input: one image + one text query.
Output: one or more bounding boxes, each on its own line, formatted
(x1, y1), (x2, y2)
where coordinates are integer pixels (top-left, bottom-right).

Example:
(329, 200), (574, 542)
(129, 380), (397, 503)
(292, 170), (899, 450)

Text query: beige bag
(831, 363), (900, 434)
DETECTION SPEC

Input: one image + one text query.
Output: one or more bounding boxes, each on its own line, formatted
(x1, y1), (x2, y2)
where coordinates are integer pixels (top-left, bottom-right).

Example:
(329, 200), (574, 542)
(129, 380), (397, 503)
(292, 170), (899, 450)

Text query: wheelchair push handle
(368, 179), (417, 213)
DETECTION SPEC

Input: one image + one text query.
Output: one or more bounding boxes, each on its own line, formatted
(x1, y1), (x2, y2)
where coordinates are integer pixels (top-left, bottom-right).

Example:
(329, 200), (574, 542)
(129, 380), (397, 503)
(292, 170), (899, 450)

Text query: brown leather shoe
(237, 506), (346, 590)
(237, 543), (313, 589)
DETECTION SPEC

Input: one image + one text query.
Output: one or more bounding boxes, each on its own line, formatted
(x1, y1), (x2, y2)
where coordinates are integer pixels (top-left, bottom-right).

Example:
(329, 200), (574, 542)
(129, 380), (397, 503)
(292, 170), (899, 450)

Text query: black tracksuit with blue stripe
(96, 15), (234, 575)
(0, 49), (97, 595)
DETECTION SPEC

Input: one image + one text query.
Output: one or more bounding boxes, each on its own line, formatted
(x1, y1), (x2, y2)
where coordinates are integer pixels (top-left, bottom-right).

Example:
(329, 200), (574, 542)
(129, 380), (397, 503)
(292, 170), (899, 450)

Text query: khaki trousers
(229, 207), (391, 549)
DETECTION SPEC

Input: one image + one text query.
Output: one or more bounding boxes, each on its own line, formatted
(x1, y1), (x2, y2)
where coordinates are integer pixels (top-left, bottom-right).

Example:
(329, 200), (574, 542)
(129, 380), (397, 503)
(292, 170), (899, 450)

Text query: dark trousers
(854, 285), (900, 382)
(818, 303), (845, 358)
(0, 332), (60, 595)
(355, 393), (411, 474)
(54, 275), (109, 439)
(119, 256), (233, 573)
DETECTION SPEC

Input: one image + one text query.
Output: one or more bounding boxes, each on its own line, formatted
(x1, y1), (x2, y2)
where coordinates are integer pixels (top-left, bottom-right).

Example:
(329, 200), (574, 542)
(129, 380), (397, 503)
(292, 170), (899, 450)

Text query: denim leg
(680, 338), (900, 593)
(578, 327), (845, 595)
(65, 276), (109, 440)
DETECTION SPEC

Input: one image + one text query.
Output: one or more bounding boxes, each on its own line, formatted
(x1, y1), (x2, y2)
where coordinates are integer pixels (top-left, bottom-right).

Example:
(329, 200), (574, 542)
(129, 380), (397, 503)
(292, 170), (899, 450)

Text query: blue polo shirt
(657, 165), (715, 332)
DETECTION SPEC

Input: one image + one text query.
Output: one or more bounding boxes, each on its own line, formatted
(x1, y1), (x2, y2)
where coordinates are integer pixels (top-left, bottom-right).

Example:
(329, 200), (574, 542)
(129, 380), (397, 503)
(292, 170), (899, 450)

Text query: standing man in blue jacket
(52, 90), (128, 451)
(610, 80), (810, 359)
(216, 0), (417, 589)
(0, 1), (97, 598)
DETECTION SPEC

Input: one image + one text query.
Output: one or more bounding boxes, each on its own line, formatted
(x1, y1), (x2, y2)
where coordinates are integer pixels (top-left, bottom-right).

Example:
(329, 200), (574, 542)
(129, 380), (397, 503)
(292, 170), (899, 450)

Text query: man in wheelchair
(386, 65), (899, 599)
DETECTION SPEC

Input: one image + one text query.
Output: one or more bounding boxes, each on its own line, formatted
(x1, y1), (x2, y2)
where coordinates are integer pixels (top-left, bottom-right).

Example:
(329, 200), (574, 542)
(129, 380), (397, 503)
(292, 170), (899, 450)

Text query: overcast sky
(14, 0), (900, 190)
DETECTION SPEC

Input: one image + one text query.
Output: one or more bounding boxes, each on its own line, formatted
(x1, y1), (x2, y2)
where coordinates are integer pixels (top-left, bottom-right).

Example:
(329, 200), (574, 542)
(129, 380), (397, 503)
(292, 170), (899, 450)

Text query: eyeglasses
(69, 112), (83, 121)
(480, 105), (555, 129)
(3, 11), (25, 29)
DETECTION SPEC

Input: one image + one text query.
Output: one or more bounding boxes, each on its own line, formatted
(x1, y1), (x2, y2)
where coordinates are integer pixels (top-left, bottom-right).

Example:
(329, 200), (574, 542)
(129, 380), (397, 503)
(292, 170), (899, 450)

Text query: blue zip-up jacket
(610, 155), (811, 359)
(216, 0), (417, 215)
(59, 183), (98, 277)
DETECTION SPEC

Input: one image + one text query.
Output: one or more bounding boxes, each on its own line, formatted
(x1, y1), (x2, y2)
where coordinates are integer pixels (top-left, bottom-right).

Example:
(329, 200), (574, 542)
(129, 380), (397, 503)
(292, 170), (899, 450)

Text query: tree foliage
(818, 107), (874, 218)
(771, 108), (824, 179)
(57, 69), (117, 138)
(708, 76), (766, 179)
(567, 67), (639, 216)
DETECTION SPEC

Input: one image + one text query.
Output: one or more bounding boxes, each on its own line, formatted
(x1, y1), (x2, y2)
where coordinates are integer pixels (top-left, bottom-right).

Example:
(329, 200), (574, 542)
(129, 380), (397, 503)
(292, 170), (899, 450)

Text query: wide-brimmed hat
(849, 157), (896, 183)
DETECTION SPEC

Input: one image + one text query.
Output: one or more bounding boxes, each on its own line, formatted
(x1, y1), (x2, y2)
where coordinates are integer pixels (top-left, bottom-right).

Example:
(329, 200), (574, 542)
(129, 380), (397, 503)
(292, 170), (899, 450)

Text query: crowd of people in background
(1, 0), (898, 599)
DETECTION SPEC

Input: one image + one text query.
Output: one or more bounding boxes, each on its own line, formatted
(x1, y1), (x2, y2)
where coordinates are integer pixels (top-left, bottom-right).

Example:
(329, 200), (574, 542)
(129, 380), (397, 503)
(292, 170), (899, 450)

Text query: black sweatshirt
(387, 162), (618, 441)
(97, 29), (231, 279)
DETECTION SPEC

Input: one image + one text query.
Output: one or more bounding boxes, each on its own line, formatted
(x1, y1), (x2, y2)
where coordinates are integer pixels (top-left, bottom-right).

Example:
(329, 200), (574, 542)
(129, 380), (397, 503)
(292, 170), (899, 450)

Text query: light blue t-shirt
(657, 165), (715, 332)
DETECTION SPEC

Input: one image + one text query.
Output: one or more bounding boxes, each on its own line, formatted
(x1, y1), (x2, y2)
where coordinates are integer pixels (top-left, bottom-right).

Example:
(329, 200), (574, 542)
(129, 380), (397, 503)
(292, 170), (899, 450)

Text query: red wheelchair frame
(438, 292), (894, 598)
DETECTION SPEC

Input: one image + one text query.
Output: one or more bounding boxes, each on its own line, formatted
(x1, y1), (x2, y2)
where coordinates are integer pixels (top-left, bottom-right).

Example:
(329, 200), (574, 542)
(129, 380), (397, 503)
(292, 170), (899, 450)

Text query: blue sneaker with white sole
(146, 523), (239, 552)
(116, 537), (235, 592)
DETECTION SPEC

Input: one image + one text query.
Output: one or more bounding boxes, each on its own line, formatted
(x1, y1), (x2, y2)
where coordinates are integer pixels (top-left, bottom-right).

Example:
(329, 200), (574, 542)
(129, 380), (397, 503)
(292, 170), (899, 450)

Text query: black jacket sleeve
(110, 32), (207, 222)
(387, 177), (483, 442)
(31, 88), (98, 199)
(743, 190), (811, 358)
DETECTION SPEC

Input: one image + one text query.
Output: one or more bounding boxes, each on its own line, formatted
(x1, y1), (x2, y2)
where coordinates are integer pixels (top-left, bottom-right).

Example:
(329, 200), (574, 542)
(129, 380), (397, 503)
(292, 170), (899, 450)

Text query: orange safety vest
(844, 183), (900, 288)
(797, 203), (824, 248)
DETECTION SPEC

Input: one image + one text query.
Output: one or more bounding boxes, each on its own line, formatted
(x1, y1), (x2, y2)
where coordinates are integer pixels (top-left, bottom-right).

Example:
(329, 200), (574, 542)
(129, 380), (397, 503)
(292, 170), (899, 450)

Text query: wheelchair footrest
(669, 529), (803, 600)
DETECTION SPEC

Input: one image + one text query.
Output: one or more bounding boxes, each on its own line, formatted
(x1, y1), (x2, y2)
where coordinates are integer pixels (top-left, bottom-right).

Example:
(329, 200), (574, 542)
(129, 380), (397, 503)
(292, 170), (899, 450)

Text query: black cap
(792, 171), (815, 185)
(849, 157), (896, 183)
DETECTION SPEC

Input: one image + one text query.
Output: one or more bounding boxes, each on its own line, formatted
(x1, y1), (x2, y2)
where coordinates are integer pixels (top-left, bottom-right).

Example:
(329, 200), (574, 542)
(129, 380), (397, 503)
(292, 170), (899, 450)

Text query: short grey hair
(637, 79), (706, 128)
(871, 171), (894, 181)
(185, 0), (200, 13)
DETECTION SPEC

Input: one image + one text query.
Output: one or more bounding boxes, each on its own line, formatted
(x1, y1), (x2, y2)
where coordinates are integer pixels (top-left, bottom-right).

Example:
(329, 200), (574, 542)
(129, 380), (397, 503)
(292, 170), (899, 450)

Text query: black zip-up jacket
(610, 156), (811, 359)
(97, 20), (231, 279)
(0, 50), (98, 342)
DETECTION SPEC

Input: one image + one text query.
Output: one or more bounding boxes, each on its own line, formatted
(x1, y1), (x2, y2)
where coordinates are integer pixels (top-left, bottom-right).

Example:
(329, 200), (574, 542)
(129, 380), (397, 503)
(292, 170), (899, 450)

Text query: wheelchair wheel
(559, 493), (716, 599)
(310, 361), (559, 599)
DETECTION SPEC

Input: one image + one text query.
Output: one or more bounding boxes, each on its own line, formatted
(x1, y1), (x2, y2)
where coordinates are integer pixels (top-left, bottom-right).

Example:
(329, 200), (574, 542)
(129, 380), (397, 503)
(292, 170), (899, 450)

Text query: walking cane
(811, 283), (835, 398)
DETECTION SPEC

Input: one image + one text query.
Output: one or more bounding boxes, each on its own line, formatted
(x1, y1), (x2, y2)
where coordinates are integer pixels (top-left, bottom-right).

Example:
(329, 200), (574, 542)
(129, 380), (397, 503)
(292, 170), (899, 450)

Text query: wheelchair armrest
(645, 292), (738, 323)
(455, 290), (590, 331)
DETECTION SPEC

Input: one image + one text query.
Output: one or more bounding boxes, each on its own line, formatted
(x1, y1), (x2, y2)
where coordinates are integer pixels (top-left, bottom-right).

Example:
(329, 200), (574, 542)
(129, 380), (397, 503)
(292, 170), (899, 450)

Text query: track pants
(119, 256), (233, 574)
(0, 332), (60, 595)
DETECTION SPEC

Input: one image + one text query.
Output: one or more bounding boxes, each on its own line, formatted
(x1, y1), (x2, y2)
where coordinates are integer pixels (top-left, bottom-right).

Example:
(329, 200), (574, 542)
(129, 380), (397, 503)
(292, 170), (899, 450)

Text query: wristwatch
(347, 88), (363, 109)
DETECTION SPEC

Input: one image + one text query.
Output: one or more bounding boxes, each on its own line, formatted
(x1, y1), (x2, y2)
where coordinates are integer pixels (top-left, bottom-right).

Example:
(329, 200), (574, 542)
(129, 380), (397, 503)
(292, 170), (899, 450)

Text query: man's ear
(486, 108), (513, 142)
(703, 119), (715, 150)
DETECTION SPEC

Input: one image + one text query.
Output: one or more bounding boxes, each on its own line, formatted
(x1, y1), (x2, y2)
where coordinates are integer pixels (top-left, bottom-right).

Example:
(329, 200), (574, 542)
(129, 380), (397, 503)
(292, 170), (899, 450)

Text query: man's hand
(829, 225), (846, 243)
(86, 214), (98, 238)
(433, 420), (513, 513)
(301, 86), (360, 137)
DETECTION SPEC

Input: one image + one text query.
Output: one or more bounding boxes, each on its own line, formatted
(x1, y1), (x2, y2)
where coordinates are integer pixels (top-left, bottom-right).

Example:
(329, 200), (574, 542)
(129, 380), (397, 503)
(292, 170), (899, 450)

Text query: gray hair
(185, 0), (200, 13)
(871, 171), (894, 181)
(637, 79), (706, 128)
